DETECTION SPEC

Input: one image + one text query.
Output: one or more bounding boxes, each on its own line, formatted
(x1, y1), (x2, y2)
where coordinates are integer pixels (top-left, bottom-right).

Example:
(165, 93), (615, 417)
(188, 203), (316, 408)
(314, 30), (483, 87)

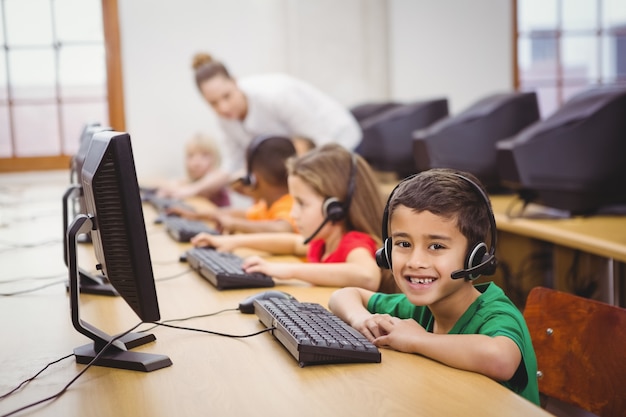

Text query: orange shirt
(245, 194), (297, 231)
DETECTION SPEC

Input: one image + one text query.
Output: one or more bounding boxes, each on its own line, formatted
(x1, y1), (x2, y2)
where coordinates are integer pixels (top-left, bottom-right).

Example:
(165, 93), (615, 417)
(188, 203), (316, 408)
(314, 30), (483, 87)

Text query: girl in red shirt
(191, 144), (397, 293)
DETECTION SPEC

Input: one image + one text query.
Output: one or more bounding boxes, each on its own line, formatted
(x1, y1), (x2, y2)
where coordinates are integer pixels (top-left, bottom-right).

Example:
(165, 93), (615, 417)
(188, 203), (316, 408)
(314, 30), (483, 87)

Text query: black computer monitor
(413, 92), (540, 192)
(357, 98), (449, 178)
(66, 131), (171, 372)
(496, 85), (626, 216)
(71, 123), (107, 182)
(63, 123), (116, 295)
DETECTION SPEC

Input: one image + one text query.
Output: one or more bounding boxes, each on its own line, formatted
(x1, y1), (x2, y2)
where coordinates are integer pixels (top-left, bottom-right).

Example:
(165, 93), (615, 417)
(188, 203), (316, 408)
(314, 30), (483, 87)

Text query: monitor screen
(66, 131), (171, 371)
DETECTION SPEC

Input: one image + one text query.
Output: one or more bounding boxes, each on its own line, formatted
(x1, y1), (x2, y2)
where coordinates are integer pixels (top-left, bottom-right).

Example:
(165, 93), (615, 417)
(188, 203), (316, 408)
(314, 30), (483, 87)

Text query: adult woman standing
(165, 52), (362, 200)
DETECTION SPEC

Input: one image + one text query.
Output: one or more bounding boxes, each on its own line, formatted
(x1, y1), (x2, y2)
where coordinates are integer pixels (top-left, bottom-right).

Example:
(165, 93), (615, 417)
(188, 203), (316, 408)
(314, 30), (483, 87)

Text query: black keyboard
(185, 247), (275, 290)
(143, 194), (194, 213)
(164, 216), (218, 242)
(254, 297), (381, 367)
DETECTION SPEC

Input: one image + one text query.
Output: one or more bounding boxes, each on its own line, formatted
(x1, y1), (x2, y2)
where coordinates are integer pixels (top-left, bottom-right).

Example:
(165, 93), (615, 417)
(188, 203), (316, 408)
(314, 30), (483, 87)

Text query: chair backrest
(523, 287), (626, 417)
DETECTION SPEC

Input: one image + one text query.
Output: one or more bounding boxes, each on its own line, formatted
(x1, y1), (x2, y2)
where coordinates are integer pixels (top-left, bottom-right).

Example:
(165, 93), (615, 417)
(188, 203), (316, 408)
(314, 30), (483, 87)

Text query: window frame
(514, 0), (626, 116)
(0, 0), (124, 173)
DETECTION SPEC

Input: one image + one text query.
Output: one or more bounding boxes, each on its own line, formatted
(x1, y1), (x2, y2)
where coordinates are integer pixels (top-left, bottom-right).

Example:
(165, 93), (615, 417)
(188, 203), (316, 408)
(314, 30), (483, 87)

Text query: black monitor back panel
(496, 85), (626, 214)
(413, 92), (540, 191)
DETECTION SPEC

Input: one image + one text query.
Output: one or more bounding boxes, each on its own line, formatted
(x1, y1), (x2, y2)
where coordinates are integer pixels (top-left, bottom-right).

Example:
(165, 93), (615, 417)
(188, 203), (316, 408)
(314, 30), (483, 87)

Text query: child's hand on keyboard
(191, 233), (240, 252)
(242, 255), (293, 280)
(166, 206), (200, 220)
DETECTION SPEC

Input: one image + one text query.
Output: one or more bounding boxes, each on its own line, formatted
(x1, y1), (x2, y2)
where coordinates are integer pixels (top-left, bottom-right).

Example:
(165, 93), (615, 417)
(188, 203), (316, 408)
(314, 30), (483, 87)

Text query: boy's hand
(372, 317), (425, 353)
(352, 314), (395, 343)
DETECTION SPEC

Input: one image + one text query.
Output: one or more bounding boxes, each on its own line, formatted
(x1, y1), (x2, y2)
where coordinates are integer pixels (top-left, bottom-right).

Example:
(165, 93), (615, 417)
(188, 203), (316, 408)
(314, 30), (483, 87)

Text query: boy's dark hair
(388, 168), (492, 250)
(249, 136), (296, 187)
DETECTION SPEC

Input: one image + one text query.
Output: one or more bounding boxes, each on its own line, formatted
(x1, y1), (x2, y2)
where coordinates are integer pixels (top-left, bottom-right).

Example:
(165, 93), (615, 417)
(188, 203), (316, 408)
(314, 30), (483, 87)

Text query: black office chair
(413, 91), (540, 192)
(356, 98), (449, 179)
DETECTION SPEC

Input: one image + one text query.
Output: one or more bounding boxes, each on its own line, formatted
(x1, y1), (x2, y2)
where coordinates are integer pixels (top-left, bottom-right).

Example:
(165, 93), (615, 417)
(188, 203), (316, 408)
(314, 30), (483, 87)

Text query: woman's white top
(218, 73), (362, 173)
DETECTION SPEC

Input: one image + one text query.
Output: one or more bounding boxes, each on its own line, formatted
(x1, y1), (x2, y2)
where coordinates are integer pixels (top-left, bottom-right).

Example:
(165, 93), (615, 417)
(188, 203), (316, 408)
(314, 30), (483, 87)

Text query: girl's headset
(303, 153), (357, 244)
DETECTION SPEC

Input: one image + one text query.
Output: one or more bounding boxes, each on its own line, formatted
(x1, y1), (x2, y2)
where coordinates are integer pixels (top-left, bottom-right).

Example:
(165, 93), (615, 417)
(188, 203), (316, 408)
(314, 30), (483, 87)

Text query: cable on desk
(0, 322), (143, 417)
(151, 321), (276, 338)
(0, 211), (61, 226)
(0, 239), (61, 254)
(0, 272), (67, 284)
(0, 279), (67, 296)
(138, 308), (239, 333)
(151, 258), (184, 266)
(0, 353), (74, 400)
(154, 268), (193, 282)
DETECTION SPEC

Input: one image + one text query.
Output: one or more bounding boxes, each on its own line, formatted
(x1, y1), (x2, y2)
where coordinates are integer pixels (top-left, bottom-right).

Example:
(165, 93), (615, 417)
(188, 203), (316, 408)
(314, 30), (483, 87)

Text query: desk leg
(607, 259), (615, 306)
(609, 259), (625, 308)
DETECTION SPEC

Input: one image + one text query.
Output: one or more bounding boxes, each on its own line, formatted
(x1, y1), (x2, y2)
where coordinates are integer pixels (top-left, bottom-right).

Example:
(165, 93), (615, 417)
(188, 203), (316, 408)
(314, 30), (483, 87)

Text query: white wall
(388, 0), (514, 112)
(117, 0), (512, 179)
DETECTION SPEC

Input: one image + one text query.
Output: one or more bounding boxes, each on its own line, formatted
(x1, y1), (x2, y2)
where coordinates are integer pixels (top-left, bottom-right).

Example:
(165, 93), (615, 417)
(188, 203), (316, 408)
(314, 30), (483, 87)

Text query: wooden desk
(0, 201), (551, 417)
(489, 195), (626, 306)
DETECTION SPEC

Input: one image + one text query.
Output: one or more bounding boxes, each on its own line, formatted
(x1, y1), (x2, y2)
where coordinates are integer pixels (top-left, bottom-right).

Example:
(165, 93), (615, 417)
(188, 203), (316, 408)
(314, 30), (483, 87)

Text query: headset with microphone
(240, 134), (293, 187)
(375, 172), (497, 281)
(303, 153), (358, 244)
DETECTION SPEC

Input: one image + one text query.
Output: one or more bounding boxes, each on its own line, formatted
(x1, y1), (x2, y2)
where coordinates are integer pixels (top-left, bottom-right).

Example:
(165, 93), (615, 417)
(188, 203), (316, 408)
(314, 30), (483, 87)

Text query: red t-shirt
(307, 231), (377, 263)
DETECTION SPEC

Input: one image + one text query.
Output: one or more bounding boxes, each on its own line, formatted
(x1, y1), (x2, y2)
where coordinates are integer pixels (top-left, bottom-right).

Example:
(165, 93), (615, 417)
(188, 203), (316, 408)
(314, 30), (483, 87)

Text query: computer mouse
(238, 290), (296, 314)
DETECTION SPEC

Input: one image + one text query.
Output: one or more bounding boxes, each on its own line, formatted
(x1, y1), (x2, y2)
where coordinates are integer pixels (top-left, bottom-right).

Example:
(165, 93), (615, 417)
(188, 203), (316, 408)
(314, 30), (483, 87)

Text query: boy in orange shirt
(168, 135), (297, 234)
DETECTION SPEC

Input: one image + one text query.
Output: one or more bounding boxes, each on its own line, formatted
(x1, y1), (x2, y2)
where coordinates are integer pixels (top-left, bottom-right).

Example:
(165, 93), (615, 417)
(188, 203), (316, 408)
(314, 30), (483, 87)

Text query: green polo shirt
(367, 282), (540, 405)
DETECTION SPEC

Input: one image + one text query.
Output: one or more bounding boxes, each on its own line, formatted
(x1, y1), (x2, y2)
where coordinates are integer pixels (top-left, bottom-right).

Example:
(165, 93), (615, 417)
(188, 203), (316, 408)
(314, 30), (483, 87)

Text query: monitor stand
(64, 268), (119, 296)
(63, 185), (118, 296)
(67, 214), (172, 372)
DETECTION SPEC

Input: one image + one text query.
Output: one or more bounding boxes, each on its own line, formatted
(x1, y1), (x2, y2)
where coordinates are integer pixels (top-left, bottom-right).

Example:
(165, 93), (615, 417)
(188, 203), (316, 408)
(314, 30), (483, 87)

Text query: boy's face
(389, 205), (469, 307)
(287, 175), (326, 240)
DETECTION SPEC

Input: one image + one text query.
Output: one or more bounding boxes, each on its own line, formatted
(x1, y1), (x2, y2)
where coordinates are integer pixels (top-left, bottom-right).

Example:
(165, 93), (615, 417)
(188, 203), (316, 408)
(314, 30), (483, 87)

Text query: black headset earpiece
(303, 153), (358, 244)
(376, 172), (497, 281)
(375, 175), (414, 269)
(322, 197), (345, 222)
(375, 236), (394, 270)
